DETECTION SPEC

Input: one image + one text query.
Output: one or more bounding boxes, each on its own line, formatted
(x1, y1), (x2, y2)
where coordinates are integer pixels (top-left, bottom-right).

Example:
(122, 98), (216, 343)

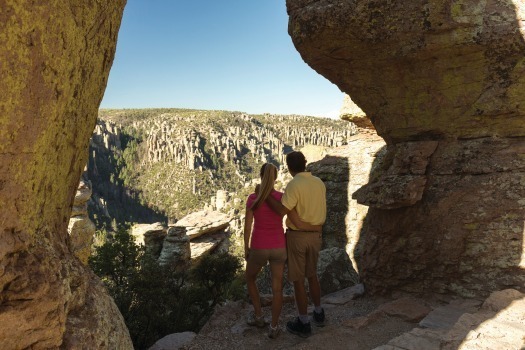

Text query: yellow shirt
(282, 172), (326, 229)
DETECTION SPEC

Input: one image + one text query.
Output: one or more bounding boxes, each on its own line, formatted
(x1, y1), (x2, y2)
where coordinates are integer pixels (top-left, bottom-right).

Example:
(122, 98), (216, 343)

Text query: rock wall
(288, 0), (525, 297)
(0, 1), (132, 348)
(308, 133), (386, 269)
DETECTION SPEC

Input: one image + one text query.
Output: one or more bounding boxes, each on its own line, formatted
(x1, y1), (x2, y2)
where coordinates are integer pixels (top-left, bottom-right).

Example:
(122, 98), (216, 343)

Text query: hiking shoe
(247, 313), (266, 328)
(286, 317), (312, 338)
(313, 308), (325, 327)
(268, 325), (281, 339)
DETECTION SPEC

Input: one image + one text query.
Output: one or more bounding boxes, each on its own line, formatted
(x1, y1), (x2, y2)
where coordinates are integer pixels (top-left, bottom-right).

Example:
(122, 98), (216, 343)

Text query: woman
(244, 163), (321, 339)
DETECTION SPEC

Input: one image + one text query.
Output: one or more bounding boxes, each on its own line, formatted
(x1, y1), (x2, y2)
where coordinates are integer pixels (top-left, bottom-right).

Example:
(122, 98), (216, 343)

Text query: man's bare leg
(293, 279), (308, 316)
(307, 275), (321, 307)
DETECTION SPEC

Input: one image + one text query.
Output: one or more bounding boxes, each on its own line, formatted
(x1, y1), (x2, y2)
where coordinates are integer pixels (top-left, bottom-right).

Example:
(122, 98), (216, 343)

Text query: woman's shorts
(248, 248), (287, 267)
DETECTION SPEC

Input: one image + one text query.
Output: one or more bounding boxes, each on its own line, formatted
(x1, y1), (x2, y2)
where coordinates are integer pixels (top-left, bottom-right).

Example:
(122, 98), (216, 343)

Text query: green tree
(89, 228), (243, 350)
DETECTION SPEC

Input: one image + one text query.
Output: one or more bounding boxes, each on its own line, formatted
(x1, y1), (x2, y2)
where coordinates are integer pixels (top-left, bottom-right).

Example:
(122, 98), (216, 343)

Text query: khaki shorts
(248, 248), (287, 267)
(286, 230), (322, 282)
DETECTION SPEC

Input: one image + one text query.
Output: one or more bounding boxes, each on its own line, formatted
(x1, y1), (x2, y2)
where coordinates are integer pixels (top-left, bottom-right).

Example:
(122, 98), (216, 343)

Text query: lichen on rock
(0, 1), (132, 348)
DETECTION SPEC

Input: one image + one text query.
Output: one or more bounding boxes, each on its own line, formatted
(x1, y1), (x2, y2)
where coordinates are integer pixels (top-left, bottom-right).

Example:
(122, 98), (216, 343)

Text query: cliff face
(88, 120), (166, 229)
(0, 1), (132, 348)
(288, 0), (525, 297)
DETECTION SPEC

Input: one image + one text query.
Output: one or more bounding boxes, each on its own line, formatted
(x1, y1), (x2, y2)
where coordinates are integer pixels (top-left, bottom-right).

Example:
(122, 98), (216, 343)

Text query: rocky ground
(154, 287), (525, 350)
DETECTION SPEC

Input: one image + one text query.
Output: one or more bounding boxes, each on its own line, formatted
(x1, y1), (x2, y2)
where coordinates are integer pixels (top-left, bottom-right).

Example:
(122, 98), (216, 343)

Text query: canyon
(1, 0), (524, 348)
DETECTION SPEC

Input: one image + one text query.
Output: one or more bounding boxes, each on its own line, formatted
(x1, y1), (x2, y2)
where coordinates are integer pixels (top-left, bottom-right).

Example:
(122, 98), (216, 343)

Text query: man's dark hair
(286, 151), (307, 173)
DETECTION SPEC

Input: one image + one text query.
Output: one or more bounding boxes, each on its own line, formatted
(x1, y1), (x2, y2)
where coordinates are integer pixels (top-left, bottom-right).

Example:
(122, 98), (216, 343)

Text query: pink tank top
(246, 190), (285, 249)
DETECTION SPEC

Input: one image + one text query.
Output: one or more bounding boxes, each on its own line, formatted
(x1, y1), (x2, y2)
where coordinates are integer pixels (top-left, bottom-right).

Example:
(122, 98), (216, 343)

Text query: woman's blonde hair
(250, 163), (278, 210)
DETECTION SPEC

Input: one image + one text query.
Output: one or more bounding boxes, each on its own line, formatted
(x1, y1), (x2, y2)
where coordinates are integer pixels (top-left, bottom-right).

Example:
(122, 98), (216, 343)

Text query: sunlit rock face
(287, 0), (525, 143)
(0, 1), (132, 348)
(288, 0), (525, 297)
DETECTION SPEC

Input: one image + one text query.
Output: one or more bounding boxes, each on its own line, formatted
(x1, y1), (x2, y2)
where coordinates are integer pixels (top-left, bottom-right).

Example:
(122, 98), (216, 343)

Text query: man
(266, 151), (326, 338)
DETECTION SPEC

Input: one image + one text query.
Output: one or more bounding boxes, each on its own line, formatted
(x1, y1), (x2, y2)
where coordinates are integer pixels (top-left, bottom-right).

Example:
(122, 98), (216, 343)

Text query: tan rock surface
(0, 1), (132, 348)
(288, 0), (525, 142)
(68, 216), (96, 264)
(190, 232), (228, 260)
(176, 210), (231, 239)
(68, 176), (96, 265)
(308, 133), (386, 268)
(339, 94), (373, 130)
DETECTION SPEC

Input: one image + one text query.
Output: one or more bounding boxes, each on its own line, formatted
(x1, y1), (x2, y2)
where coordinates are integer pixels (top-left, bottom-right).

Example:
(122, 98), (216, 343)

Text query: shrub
(89, 228), (242, 350)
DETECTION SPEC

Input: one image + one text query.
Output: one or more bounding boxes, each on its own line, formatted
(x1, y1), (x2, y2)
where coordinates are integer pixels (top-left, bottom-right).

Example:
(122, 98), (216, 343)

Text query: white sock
(299, 315), (309, 324)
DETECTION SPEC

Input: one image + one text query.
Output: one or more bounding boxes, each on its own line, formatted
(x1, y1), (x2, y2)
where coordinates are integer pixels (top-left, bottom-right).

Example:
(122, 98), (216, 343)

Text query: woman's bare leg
(246, 260), (263, 316)
(269, 262), (285, 327)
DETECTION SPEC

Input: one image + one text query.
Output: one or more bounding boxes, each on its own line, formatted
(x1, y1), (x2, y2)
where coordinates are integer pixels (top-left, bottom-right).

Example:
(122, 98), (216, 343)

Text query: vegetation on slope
(90, 108), (352, 230)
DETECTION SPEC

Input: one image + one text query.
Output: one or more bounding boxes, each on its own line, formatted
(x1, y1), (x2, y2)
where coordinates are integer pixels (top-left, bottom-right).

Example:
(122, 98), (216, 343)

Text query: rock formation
(176, 210), (231, 240)
(68, 174), (96, 264)
(158, 226), (191, 267)
(131, 222), (167, 258)
(340, 94), (373, 130)
(288, 0), (525, 297)
(0, 1), (132, 348)
(131, 112), (354, 169)
(146, 211), (232, 266)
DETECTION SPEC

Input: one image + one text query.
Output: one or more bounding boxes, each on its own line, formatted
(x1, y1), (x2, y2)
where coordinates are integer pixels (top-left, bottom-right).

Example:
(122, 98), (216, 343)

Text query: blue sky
(100, 0), (343, 118)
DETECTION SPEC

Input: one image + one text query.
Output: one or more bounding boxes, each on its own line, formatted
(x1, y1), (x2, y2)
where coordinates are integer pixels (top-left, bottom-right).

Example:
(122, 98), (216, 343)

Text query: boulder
(317, 247), (359, 295)
(68, 216), (96, 265)
(149, 331), (196, 350)
(131, 222), (167, 258)
(176, 210), (231, 240)
(73, 179), (93, 206)
(287, 0), (525, 142)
